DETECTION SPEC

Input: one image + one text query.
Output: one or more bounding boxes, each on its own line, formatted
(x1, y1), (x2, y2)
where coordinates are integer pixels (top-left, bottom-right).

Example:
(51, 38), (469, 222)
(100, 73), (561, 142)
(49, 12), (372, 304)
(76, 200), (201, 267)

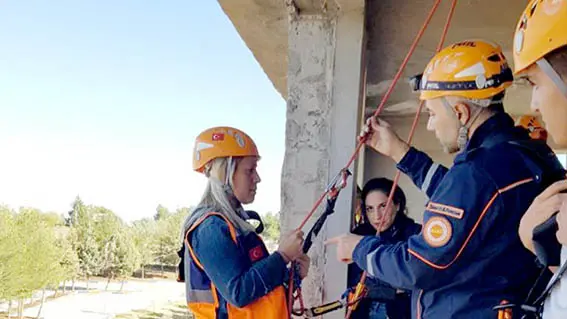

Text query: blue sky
(0, 1), (286, 221)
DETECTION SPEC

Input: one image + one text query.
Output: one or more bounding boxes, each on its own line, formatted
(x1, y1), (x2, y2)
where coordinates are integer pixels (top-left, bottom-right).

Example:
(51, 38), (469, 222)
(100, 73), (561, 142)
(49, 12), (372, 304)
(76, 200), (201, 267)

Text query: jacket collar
(454, 112), (516, 164)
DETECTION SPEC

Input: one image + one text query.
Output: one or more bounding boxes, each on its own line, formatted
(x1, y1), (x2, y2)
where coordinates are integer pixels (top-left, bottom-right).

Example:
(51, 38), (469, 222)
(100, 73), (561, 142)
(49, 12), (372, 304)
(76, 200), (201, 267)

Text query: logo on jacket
(424, 216), (452, 248)
(426, 202), (464, 219)
(248, 246), (265, 262)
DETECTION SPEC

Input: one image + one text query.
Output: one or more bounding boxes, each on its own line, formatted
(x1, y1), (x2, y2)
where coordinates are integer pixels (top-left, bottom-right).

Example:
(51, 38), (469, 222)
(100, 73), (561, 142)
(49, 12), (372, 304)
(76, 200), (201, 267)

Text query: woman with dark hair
(348, 178), (421, 319)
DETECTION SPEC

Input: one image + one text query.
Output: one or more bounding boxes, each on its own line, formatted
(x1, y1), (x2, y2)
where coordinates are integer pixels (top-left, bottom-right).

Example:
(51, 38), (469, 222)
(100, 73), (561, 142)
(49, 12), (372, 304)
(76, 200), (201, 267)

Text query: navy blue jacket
(349, 214), (421, 318)
(353, 113), (565, 318)
(189, 214), (288, 314)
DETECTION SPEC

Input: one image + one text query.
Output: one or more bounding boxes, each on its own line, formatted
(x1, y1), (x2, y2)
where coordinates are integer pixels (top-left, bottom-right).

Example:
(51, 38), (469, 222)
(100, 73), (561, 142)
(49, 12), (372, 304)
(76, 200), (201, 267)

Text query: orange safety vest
(183, 211), (289, 319)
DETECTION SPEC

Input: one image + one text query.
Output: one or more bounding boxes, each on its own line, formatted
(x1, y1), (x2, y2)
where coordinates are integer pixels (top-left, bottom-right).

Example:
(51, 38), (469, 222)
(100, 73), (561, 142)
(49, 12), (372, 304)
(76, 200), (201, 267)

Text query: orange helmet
(192, 126), (259, 173)
(513, 0), (567, 75)
(515, 115), (548, 141)
(411, 40), (513, 101)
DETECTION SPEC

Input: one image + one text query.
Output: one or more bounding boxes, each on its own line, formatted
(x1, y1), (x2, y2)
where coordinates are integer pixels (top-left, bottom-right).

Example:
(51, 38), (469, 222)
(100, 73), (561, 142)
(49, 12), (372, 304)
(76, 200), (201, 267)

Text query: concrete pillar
(281, 4), (366, 318)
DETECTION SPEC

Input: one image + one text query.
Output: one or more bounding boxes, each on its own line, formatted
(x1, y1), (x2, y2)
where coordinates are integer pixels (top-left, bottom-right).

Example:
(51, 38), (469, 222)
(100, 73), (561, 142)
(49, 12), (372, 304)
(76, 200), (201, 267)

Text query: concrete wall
(363, 116), (453, 223)
(282, 15), (336, 309)
(281, 5), (365, 318)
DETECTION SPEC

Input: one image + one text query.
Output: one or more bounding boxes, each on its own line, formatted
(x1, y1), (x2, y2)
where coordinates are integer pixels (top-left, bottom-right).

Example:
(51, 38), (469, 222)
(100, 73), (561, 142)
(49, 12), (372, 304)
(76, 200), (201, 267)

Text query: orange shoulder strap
(184, 212), (239, 270)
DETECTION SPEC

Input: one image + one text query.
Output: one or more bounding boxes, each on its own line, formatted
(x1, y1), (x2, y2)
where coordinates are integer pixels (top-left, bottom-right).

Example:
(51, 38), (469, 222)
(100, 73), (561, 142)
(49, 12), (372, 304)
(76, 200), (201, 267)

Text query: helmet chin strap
(224, 157), (246, 216)
(224, 157), (237, 196)
(443, 98), (484, 152)
(225, 157), (234, 188)
(537, 58), (567, 99)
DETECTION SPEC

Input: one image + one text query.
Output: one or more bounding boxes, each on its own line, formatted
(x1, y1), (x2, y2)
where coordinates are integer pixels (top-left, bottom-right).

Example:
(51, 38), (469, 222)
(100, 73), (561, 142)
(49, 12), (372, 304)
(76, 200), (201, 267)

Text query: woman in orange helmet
(514, 0), (567, 317)
(179, 126), (308, 319)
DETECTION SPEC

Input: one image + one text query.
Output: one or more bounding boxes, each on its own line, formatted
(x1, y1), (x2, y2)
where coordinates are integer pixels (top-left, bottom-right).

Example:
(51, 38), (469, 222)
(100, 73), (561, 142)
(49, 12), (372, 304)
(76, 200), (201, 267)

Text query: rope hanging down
(286, 0), (459, 317)
(345, 0), (458, 317)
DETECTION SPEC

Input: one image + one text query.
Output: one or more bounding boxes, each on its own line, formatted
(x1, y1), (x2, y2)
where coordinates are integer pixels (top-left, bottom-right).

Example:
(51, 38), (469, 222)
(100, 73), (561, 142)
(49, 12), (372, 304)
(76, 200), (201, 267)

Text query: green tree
(131, 218), (157, 278)
(66, 197), (101, 289)
(261, 212), (281, 245)
(90, 206), (123, 245)
(111, 231), (138, 290)
(8, 208), (65, 319)
(56, 229), (80, 294)
(154, 204), (170, 221)
(0, 206), (17, 308)
(67, 195), (87, 226)
(153, 206), (188, 273)
(76, 224), (101, 289)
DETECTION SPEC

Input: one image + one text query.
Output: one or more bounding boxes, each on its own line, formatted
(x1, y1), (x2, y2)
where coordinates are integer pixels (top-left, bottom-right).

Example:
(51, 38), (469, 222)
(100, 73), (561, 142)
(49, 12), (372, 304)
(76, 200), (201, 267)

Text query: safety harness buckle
(492, 301), (541, 319)
(325, 169), (351, 195)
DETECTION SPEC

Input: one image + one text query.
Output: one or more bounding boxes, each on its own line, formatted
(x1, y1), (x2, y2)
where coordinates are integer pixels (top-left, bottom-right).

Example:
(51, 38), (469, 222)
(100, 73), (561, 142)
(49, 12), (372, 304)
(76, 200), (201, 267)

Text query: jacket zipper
(416, 290), (423, 319)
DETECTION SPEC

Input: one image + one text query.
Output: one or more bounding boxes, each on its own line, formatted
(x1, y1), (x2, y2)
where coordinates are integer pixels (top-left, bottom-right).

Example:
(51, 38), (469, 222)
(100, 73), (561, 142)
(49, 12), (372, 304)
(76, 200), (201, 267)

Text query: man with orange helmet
(513, 1), (567, 317)
(326, 40), (565, 318)
(178, 126), (308, 319)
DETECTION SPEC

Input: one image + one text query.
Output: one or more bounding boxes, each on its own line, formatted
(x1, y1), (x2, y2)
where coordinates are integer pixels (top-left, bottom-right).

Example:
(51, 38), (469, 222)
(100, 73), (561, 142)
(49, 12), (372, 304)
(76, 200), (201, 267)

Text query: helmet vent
(488, 54), (502, 62)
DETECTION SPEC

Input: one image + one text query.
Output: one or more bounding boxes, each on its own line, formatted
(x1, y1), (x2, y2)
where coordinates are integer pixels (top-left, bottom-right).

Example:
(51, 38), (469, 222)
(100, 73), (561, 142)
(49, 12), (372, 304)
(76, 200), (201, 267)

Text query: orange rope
(346, 0), (458, 317)
(288, 0), (459, 317)
(295, 0), (445, 246)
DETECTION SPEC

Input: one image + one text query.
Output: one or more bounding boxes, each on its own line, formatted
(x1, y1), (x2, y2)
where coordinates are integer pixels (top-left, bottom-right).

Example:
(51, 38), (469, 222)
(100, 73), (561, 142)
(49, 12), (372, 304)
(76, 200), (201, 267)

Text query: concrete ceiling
(217, 0), (532, 117)
(365, 0), (531, 116)
(217, 0), (289, 96)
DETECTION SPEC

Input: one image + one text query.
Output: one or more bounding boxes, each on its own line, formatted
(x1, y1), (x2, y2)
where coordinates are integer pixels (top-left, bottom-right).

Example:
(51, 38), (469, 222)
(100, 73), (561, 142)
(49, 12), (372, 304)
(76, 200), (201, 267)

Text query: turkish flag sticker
(212, 133), (225, 141)
(248, 246), (265, 262)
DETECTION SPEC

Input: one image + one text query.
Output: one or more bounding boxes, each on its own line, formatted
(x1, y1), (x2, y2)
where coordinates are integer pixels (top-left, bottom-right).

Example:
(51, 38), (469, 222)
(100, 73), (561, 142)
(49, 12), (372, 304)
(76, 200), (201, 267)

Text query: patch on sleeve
(423, 216), (452, 248)
(426, 202), (464, 219)
(248, 245), (265, 262)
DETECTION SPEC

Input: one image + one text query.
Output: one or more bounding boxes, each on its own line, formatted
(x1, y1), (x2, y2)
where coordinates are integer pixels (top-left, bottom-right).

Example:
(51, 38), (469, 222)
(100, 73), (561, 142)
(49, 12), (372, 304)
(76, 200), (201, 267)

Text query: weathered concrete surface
(281, 3), (365, 316)
(217, 0), (288, 97)
(216, 0), (364, 99)
(365, 0), (531, 116)
(282, 14), (336, 310)
(323, 7), (366, 313)
(219, 0), (534, 116)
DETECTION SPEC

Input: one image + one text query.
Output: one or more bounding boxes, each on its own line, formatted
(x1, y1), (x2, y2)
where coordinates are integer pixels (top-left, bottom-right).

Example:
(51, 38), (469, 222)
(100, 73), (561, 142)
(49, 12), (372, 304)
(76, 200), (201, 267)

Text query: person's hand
(324, 234), (364, 264)
(557, 199), (567, 246)
(519, 180), (567, 253)
(277, 230), (304, 263)
(359, 117), (409, 163)
(296, 254), (310, 279)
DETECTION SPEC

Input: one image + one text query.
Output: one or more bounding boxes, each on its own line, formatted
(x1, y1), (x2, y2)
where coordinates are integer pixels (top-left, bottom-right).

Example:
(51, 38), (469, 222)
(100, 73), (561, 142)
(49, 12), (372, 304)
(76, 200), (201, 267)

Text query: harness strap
(291, 286), (367, 318)
(492, 263), (567, 319)
(534, 261), (567, 307)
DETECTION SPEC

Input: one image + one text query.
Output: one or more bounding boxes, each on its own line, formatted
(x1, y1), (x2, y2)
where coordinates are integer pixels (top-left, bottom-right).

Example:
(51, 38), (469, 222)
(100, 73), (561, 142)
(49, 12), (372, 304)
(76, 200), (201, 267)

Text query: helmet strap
(457, 126), (469, 151)
(225, 157), (234, 186)
(224, 157), (243, 208)
(537, 58), (567, 99)
(443, 97), (485, 152)
(224, 156), (236, 195)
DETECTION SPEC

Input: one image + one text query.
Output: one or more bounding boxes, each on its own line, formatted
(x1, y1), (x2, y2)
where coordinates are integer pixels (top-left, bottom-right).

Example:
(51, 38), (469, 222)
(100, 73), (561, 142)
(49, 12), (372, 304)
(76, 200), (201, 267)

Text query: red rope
(288, 0), (459, 316)
(288, 265), (295, 316)
(296, 0), (444, 246)
(346, 0), (458, 317)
